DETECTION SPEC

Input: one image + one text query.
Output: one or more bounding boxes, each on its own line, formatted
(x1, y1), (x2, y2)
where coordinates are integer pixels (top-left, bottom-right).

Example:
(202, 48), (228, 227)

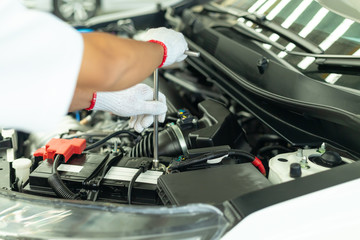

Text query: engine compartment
(0, 7), (358, 214)
(1, 60), (354, 207)
(20, 87), (274, 205)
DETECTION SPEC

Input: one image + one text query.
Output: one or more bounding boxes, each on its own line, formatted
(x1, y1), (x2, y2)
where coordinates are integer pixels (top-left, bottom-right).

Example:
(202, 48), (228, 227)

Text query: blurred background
(20, 0), (166, 24)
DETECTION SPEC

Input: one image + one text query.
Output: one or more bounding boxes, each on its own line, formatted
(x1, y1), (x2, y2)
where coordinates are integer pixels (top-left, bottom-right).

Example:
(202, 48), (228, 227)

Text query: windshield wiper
(205, 2), (324, 54)
(232, 22), (360, 67)
(287, 51), (360, 68)
(204, 3), (360, 68)
(315, 57), (360, 68)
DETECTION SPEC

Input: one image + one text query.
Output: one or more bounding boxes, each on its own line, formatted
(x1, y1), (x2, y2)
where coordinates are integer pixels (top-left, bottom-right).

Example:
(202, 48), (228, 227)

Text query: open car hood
(1, 1), (360, 239)
(317, 0), (360, 23)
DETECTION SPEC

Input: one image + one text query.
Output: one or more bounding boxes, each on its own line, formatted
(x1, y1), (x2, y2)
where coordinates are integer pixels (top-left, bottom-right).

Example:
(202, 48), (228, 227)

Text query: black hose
(172, 149), (256, 170)
(128, 167), (144, 205)
(258, 145), (293, 156)
(228, 149), (256, 162)
(240, 116), (256, 125)
(252, 134), (287, 154)
(177, 151), (230, 169)
(48, 155), (78, 199)
(85, 130), (138, 151)
(48, 174), (78, 199)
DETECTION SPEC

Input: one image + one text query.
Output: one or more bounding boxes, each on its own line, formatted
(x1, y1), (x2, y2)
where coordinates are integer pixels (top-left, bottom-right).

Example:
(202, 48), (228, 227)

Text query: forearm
(67, 28), (187, 133)
(69, 87), (94, 112)
(77, 32), (164, 91)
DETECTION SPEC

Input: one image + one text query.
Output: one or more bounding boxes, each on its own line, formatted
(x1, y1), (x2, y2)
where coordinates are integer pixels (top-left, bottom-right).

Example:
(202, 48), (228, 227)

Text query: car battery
(24, 154), (162, 204)
(25, 153), (107, 197)
(99, 156), (163, 204)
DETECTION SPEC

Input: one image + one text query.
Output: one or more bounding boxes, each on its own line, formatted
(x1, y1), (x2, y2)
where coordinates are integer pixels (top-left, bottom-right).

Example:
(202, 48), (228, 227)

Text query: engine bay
(1, 2), (359, 222)
(1, 61), (354, 208)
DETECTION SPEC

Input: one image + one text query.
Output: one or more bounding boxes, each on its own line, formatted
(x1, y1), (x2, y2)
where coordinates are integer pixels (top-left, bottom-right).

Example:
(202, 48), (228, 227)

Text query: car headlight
(0, 190), (228, 239)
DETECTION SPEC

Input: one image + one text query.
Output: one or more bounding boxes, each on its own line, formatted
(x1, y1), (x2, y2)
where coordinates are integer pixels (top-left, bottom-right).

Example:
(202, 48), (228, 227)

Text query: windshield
(317, 0), (360, 24)
(218, 0), (360, 90)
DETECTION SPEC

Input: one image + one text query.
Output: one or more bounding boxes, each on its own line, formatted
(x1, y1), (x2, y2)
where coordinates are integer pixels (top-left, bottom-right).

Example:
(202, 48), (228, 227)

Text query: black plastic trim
(183, 25), (360, 156)
(244, 15), (324, 54)
(229, 161), (360, 217)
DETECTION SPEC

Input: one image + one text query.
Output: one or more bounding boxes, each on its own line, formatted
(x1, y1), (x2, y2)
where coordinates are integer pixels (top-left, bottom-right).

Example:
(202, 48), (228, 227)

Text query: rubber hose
(48, 173), (78, 199)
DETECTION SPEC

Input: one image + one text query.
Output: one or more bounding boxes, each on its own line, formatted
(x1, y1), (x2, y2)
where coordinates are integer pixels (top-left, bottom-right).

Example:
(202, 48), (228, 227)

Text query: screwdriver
(152, 50), (200, 169)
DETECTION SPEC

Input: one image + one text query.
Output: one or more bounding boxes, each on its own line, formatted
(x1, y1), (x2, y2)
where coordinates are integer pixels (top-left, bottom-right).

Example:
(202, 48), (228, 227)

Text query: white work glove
(92, 84), (167, 133)
(142, 27), (188, 67)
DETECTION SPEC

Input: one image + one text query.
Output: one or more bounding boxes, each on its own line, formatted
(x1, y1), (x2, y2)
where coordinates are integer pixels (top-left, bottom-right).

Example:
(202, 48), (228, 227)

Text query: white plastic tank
(268, 148), (353, 184)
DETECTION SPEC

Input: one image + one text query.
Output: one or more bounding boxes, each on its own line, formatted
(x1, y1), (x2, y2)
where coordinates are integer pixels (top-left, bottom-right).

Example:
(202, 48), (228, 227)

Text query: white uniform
(0, 0), (83, 133)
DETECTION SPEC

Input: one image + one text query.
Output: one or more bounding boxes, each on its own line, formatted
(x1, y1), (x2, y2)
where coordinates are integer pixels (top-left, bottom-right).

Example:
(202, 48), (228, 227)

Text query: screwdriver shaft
(184, 50), (201, 57)
(153, 69), (159, 169)
(152, 50), (200, 170)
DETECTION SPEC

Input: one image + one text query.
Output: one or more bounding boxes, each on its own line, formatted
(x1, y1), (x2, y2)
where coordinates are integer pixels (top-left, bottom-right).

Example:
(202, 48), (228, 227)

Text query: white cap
(12, 158), (32, 185)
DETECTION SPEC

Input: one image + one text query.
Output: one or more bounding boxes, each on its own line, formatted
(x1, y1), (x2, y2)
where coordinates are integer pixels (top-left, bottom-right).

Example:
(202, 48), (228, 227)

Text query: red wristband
(85, 92), (97, 111)
(148, 40), (167, 68)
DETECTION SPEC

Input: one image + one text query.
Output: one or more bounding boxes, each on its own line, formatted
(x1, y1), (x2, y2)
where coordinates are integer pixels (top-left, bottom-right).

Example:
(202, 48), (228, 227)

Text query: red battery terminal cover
(34, 138), (86, 163)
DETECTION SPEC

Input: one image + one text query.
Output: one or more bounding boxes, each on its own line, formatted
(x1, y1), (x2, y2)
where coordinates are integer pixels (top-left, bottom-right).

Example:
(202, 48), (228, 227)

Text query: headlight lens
(0, 191), (228, 239)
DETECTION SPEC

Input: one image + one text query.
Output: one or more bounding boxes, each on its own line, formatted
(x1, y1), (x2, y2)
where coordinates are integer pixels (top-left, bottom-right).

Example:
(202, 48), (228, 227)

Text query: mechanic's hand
(93, 84), (167, 132)
(142, 27), (188, 67)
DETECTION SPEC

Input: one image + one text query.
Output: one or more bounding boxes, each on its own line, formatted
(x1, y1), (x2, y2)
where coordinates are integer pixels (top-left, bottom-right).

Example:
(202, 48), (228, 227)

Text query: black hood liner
(182, 11), (360, 157)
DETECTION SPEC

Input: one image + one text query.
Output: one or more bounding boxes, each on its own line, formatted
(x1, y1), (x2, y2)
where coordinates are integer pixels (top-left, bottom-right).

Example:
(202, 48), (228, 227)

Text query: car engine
(0, 6), (357, 212)
(1, 57), (353, 207)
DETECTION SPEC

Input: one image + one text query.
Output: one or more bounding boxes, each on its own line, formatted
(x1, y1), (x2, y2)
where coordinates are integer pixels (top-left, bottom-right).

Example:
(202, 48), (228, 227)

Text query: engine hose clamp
(169, 124), (188, 157)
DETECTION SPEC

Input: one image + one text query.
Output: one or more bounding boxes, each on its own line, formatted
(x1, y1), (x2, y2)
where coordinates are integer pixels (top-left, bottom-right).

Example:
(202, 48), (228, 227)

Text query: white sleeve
(0, 0), (84, 133)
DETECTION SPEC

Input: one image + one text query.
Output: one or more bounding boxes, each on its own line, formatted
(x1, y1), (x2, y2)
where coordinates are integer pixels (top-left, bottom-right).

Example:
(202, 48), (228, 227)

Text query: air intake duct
(129, 124), (188, 158)
(130, 99), (243, 157)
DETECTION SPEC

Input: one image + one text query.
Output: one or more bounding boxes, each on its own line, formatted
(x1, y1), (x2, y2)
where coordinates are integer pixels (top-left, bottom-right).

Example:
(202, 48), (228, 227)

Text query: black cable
(177, 151), (230, 169)
(228, 149), (256, 162)
(240, 116), (256, 125)
(48, 155), (79, 199)
(128, 167), (144, 205)
(171, 149), (257, 170)
(82, 153), (112, 184)
(85, 130), (139, 151)
(52, 154), (61, 174)
(63, 133), (109, 139)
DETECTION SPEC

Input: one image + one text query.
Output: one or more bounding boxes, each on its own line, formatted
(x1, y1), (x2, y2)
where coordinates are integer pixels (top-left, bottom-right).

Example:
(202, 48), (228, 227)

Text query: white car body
(21, 0), (168, 23)
(21, 0), (164, 13)
(9, 1), (360, 239)
(223, 178), (360, 240)
(21, 0), (53, 11)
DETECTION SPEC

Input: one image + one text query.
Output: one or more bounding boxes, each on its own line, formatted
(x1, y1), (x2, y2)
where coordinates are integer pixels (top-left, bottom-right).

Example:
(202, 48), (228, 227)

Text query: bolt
(296, 149), (303, 158)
